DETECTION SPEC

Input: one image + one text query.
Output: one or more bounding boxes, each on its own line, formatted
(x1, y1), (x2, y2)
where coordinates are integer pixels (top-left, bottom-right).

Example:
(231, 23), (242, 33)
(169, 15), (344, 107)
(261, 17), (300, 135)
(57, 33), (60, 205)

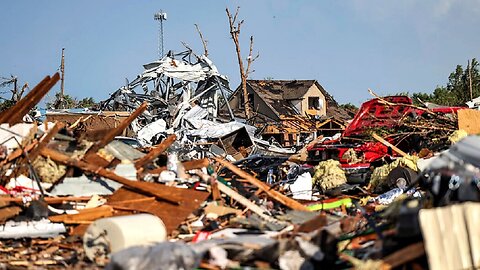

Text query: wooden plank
(107, 186), (209, 233)
(40, 147), (182, 204)
(0, 196), (92, 204)
(0, 76), (51, 123)
(383, 242), (425, 268)
(213, 157), (309, 211)
(134, 134), (177, 170)
(9, 73), (60, 125)
(0, 205), (22, 223)
(372, 133), (410, 158)
(458, 109), (480, 135)
(49, 205), (113, 224)
(216, 181), (283, 224)
(29, 122), (65, 160)
(146, 158), (210, 174)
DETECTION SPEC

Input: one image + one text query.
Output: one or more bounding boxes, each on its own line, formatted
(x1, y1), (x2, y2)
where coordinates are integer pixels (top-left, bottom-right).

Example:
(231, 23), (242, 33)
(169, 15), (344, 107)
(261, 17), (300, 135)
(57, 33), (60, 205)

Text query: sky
(1, 0), (480, 107)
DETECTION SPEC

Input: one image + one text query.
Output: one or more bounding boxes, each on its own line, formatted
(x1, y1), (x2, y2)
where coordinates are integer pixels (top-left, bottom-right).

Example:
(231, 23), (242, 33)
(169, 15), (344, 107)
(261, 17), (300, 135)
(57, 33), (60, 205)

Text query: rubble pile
(1, 52), (480, 270)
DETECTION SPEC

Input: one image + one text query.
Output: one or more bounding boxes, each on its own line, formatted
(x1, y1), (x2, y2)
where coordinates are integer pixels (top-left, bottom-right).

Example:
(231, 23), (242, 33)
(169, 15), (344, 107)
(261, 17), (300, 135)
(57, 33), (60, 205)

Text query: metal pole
(60, 48), (65, 108)
(468, 60), (473, 101)
(160, 18), (164, 58)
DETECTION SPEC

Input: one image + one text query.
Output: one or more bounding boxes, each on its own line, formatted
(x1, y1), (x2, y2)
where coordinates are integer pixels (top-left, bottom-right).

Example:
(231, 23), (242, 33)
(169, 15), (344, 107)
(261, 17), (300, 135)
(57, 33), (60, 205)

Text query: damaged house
(226, 80), (349, 147)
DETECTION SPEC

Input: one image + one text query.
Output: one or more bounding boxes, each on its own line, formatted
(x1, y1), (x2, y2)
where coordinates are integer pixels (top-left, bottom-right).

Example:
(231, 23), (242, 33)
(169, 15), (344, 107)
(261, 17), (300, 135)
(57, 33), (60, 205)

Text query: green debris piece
(307, 197), (353, 211)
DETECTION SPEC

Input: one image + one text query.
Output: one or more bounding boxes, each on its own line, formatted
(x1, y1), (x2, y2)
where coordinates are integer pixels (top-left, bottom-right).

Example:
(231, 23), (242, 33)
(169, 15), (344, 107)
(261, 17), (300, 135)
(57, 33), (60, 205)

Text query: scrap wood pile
(0, 73), (479, 270)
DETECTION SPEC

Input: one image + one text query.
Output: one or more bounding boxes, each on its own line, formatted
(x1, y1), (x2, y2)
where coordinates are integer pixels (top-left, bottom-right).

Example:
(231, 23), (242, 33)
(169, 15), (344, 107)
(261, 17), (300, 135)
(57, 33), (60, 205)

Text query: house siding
(300, 85), (327, 116)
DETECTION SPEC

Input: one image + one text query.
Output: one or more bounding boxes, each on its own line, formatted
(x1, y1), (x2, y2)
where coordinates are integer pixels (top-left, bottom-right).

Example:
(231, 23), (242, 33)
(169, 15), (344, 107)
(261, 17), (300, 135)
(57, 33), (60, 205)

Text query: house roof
(245, 80), (338, 117)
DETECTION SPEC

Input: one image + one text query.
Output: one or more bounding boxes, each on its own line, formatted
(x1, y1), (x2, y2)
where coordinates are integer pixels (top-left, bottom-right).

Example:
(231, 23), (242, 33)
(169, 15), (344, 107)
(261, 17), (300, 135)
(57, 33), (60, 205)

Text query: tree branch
(246, 36), (260, 76)
(194, 24), (209, 57)
(226, 6), (254, 119)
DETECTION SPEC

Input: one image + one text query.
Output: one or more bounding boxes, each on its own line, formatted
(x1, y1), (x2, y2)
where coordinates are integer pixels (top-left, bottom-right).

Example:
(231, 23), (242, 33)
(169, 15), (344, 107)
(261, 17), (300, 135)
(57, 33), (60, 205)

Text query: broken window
(240, 93), (254, 109)
(308, 97), (321, 110)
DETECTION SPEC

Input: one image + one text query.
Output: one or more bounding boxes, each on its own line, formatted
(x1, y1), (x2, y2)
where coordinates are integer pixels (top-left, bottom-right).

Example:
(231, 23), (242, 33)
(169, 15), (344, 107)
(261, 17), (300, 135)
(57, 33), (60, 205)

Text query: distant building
(228, 80), (338, 120)
(226, 80), (350, 147)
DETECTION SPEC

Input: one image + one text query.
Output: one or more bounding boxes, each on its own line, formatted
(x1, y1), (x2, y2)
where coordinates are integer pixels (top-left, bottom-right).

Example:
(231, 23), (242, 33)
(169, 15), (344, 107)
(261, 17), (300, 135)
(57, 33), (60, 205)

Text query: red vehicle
(307, 96), (463, 183)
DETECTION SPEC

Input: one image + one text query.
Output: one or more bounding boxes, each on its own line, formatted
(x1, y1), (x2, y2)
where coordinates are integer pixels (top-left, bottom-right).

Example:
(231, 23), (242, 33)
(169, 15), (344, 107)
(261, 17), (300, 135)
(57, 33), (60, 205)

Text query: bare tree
(194, 24), (209, 57)
(0, 75), (28, 102)
(226, 7), (259, 120)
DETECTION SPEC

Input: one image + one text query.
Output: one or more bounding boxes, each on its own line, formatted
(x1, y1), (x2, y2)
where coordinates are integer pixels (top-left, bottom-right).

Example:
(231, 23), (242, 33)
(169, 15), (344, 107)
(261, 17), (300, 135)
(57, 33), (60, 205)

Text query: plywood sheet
(107, 184), (209, 233)
(458, 109), (480, 135)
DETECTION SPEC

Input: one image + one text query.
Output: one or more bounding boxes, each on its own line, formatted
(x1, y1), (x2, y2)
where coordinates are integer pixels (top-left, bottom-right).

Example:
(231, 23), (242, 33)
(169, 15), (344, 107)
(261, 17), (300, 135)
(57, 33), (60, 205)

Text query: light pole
(154, 10), (167, 59)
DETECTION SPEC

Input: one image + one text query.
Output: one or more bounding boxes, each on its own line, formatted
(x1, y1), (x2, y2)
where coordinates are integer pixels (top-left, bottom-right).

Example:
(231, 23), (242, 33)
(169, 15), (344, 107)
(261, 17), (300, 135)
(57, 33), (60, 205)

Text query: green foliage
(0, 99), (15, 113)
(77, 97), (96, 108)
(339, 103), (358, 112)
(47, 92), (97, 109)
(395, 58), (480, 106)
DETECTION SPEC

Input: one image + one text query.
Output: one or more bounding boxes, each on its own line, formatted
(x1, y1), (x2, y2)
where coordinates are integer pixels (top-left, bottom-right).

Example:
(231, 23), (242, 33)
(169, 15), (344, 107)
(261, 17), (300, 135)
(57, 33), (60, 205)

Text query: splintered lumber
(0, 75), (51, 123)
(15, 122), (65, 176)
(0, 205), (22, 223)
(383, 242), (425, 268)
(10, 73), (60, 125)
(0, 140), (37, 166)
(40, 147), (182, 204)
(49, 205), (114, 224)
(134, 134), (177, 170)
(85, 102), (148, 157)
(216, 181), (281, 224)
(0, 196), (92, 204)
(372, 133), (409, 158)
(146, 158), (210, 174)
(107, 185), (209, 233)
(214, 157), (309, 211)
(29, 122), (65, 160)
(107, 197), (155, 205)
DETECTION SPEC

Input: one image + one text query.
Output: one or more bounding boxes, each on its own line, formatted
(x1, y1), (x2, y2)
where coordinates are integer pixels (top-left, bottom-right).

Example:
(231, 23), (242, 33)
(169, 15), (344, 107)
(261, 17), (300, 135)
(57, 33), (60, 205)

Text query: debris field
(0, 50), (479, 270)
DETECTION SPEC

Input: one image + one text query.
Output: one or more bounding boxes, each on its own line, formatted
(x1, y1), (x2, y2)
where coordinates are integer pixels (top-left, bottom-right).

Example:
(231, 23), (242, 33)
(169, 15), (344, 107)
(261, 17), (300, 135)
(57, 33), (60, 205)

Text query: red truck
(307, 96), (463, 183)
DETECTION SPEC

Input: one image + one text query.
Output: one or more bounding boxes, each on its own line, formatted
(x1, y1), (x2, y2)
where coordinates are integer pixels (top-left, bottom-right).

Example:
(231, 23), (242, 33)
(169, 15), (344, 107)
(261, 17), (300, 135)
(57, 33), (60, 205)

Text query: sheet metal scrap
(98, 49), (235, 132)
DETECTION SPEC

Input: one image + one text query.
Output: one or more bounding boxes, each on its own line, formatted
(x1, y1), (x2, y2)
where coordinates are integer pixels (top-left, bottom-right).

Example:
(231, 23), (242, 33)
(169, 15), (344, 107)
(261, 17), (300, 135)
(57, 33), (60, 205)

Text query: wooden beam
(134, 134), (177, 170)
(40, 147), (182, 205)
(85, 102), (148, 157)
(9, 73), (60, 125)
(383, 242), (425, 268)
(213, 157), (309, 211)
(29, 122), (65, 161)
(145, 158), (210, 174)
(216, 181), (283, 224)
(0, 196), (92, 204)
(0, 75), (51, 123)
(372, 133), (409, 158)
(49, 205), (114, 224)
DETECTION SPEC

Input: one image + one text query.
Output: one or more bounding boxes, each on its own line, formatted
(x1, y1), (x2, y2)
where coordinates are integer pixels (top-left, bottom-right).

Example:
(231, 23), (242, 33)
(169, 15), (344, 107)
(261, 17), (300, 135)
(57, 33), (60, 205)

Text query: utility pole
(154, 10), (167, 59)
(468, 59), (473, 101)
(60, 48), (65, 108)
(13, 77), (17, 101)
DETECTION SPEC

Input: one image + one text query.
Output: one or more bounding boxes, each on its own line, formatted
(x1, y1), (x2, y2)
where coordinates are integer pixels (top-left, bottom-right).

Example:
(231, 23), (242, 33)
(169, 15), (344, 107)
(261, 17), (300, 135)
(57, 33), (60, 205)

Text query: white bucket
(83, 214), (167, 262)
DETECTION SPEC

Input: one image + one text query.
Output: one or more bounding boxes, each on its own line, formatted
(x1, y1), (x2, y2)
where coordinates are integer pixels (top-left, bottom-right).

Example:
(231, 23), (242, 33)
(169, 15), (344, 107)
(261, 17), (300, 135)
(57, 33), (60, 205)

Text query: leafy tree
(46, 92), (97, 109)
(411, 92), (432, 106)
(0, 99), (15, 113)
(339, 103), (358, 113)
(390, 58), (480, 106)
(77, 97), (97, 108)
